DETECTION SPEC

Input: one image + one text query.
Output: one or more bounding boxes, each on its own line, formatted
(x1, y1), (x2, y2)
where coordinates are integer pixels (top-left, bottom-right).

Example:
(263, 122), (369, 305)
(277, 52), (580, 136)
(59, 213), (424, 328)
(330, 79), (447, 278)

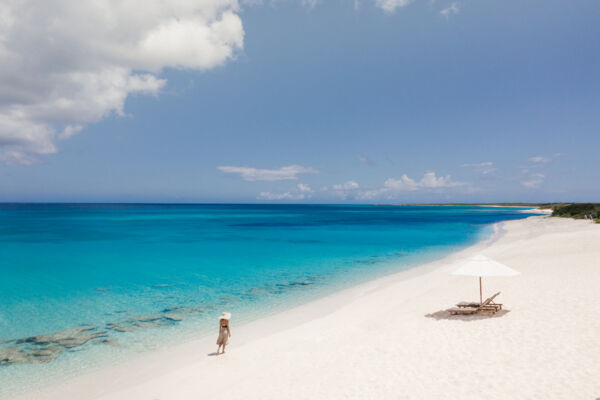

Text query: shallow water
(0, 204), (536, 397)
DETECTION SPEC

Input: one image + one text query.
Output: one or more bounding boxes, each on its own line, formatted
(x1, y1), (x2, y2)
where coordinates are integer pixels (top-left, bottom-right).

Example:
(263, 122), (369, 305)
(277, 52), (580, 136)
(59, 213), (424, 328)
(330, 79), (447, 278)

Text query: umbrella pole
(479, 276), (482, 304)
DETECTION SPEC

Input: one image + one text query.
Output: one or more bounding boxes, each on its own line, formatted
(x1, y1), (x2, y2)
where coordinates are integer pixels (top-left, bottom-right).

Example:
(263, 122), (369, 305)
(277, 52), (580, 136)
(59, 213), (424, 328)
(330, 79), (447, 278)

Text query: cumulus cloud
(257, 182), (314, 200)
(358, 172), (465, 199)
(257, 191), (305, 200)
(386, 172), (462, 190)
(297, 183), (314, 192)
(333, 181), (360, 191)
(374, 0), (412, 13)
(0, 1), (244, 164)
(440, 2), (459, 17)
(461, 161), (497, 175)
(331, 180), (360, 199)
(521, 173), (545, 189)
(381, 174), (419, 191)
(528, 155), (550, 165)
(218, 165), (318, 181)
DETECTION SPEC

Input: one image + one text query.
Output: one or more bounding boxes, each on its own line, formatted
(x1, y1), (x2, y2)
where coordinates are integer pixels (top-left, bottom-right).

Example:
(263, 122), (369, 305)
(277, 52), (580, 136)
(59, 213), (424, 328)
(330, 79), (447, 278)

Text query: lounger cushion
(447, 307), (478, 312)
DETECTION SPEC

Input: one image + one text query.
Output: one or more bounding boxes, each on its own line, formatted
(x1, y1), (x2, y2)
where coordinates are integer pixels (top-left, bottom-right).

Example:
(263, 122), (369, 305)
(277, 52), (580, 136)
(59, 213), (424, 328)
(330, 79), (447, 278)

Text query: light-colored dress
(216, 325), (229, 346)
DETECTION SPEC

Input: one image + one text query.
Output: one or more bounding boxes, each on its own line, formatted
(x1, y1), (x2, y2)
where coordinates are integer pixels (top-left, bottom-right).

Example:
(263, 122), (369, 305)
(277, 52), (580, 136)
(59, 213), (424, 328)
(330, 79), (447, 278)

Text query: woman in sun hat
(216, 312), (232, 354)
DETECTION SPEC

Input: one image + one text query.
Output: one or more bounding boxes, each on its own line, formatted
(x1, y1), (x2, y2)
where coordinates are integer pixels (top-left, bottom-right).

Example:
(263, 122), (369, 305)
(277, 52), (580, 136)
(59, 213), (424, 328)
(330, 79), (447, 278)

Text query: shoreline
(11, 217), (507, 400)
(9, 217), (511, 399)
(15, 214), (600, 399)
(3, 214), (501, 398)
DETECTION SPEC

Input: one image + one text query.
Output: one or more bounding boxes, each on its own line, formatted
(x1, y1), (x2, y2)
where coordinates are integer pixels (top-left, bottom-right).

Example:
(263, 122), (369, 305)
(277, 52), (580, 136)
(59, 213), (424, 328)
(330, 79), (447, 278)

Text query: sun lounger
(456, 292), (503, 311)
(447, 292), (502, 315)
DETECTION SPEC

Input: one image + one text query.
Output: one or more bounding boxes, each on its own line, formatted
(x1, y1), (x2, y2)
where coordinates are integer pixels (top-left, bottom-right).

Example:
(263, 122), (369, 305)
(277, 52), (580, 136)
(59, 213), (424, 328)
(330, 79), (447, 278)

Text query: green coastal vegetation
(544, 203), (600, 223)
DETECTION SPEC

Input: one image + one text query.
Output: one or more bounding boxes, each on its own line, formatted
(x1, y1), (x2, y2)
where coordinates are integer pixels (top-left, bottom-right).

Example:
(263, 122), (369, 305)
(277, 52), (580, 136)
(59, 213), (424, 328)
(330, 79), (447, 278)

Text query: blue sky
(0, 0), (598, 203)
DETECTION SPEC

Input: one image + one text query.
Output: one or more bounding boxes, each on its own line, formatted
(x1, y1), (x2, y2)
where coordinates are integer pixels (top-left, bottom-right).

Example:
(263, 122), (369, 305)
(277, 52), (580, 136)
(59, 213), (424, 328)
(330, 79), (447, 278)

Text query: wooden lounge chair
(456, 291), (503, 311)
(447, 292), (502, 315)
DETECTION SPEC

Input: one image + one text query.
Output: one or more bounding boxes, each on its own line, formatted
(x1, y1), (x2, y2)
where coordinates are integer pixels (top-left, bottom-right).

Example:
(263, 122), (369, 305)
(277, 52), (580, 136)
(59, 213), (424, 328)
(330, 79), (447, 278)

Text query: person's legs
(222, 344), (226, 353)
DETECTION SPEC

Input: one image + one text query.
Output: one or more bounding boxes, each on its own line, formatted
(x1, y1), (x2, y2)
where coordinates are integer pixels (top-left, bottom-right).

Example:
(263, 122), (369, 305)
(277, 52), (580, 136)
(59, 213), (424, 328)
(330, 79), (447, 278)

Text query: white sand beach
(18, 215), (600, 400)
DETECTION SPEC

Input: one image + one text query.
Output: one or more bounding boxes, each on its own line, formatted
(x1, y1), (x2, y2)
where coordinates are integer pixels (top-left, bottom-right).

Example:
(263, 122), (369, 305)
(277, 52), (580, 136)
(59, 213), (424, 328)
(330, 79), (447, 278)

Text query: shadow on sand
(425, 309), (511, 321)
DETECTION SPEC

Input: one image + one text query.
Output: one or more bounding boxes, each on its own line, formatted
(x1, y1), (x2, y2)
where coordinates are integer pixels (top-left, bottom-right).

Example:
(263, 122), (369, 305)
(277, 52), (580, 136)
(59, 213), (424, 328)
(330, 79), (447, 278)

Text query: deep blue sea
(0, 204), (536, 397)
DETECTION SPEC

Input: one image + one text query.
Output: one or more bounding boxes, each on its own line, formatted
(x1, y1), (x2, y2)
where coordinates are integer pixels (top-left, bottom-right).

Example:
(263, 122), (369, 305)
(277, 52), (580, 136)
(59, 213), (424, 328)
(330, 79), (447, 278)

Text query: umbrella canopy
(452, 254), (520, 303)
(452, 254), (520, 277)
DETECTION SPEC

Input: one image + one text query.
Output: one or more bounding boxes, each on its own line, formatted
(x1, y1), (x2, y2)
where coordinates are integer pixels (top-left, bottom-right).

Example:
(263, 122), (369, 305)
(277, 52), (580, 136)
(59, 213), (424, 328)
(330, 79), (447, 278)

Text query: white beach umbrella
(452, 254), (520, 304)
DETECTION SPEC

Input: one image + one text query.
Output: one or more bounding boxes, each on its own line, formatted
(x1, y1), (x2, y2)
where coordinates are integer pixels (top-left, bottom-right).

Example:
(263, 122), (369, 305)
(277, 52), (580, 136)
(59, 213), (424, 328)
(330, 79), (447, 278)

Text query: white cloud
(387, 172), (462, 190)
(297, 183), (314, 192)
(382, 174), (419, 191)
(257, 191), (305, 200)
(333, 181), (360, 191)
(520, 154), (561, 173)
(521, 173), (545, 188)
(217, 165), (318, 181)
(257, 181), (315, 201)
(0, 1), (244, 164)
(421, 171), (459, 188)
(462, 161), (493, 168)
(528, 155), (550, 165)
(461, 161), (497, 175)
(440, 2), (459, 17)
(356, 189), (383, 200)
(358, 171), (465, 199)
(374, 0), (412, 13)
(331, 180), (360, 199)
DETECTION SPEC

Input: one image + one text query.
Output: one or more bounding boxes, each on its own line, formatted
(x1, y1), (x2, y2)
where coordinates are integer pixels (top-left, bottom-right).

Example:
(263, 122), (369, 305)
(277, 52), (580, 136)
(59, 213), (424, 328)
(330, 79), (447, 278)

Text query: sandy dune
(19, 216), (600, 400)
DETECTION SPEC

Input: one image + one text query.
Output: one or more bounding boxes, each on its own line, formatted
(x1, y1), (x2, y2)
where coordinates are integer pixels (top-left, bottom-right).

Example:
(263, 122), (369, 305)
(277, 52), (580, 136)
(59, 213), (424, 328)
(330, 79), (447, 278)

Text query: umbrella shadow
(425, 309), (511, 321)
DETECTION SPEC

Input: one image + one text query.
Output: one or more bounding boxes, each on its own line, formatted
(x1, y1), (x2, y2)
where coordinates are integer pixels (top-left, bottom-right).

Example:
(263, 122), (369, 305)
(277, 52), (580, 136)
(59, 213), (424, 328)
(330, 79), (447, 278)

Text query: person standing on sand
(216, 312), (232, 354)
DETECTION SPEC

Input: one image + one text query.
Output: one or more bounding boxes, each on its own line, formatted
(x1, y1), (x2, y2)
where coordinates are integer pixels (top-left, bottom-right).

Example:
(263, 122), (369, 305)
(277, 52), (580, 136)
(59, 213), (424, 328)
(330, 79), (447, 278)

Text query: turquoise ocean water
(0, 204), (536, 397)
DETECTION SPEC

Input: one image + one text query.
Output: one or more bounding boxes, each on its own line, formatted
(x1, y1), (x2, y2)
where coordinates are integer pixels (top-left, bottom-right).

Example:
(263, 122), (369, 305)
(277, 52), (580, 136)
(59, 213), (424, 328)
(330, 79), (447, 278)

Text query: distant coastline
(392, 203), (600, 223)
(394, 203), (545, 207)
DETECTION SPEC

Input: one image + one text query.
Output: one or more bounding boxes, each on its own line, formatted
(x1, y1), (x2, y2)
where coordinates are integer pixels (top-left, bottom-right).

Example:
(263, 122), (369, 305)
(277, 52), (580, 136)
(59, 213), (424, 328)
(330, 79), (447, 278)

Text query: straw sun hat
(219, 312), (232, 321)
